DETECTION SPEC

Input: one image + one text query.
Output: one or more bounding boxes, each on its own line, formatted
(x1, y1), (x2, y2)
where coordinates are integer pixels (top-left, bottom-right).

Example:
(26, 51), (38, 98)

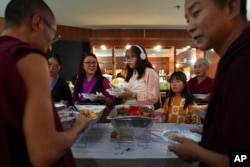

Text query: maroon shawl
(200, 26), (250, 166)
(0, 36), (76, 167)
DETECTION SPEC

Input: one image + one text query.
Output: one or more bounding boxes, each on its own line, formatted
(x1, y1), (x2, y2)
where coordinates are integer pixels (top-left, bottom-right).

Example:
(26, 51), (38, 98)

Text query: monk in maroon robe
(168, 0), (250, 167)
(0, 1), (90, 166)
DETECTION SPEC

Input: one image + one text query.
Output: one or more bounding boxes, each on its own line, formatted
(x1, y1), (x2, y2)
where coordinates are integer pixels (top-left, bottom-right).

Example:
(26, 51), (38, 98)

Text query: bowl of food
(75, 105), (106, 124)
(107, 104), (156, 129)
(193, 104), (208, 119)
(161, 129), (201, 145)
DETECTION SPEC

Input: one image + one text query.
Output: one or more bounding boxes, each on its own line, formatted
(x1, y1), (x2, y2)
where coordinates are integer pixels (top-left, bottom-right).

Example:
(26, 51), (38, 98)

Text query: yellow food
(79, 109), (97, 118)
(197, 106), (208, 112)
(110, 130), (118, 139)
(168, 134), (177, 140)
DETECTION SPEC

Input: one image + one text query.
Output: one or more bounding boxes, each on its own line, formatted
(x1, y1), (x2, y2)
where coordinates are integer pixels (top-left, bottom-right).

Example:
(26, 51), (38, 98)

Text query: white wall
(247, 0), (250, 20)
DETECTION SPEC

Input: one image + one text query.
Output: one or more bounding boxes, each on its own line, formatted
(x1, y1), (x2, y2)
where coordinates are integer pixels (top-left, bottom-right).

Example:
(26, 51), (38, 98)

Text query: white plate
(54, 102), (65, 108)
(106, 88), (124, 97)
(193, 94), (209, 100)
(75, 105), (106, 113)
(161, 129), (201, 145)
(81, 93), (98, 100)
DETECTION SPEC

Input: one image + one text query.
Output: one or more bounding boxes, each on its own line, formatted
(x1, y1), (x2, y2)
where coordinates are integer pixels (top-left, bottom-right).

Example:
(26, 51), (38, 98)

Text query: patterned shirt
(162, 95), (200, 124)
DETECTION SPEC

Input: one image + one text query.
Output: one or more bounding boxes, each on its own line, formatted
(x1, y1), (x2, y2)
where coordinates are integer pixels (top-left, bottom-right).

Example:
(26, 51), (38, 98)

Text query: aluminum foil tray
(60, 105), (106, 141)
(75, 105), (106, 140)
(107, 104), (156, 129)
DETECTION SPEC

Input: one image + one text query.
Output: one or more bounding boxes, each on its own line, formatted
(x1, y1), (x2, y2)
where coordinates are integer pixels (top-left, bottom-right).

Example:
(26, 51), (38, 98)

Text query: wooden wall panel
(91, 29), (144, 38)
(57, 25), (92, 41)
(1, 17), (194, 47)
(0, 17), (4, 33)
(145, 29), (190, 38)
(1, 16), (218, 77)
(148, 57), (169, 74)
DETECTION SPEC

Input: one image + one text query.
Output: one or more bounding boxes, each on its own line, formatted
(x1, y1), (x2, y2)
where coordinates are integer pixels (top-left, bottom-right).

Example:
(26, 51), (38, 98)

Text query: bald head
(195, 58), (209, 68)
(193, 58), (209, 77)
(4, 0), (55, 28)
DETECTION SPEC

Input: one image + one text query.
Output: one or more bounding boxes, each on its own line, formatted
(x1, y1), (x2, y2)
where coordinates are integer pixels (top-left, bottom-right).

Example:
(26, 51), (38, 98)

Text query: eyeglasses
(43, 18), (61, 43)
(126, 56), (136, 62)
(83, 62), (98, 66)
(48, 63), (59, 68)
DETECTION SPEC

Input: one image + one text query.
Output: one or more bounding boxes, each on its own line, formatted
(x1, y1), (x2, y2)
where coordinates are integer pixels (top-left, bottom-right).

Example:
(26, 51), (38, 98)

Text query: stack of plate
(58, 110), (79, 130)
(193, 94), (209, 100)
(54, 102), (66, 111)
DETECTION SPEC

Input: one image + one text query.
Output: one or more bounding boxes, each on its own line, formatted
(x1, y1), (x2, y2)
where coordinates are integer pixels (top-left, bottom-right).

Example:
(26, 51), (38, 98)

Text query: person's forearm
(104, 97), (113, 105)
(40, 119), (88, 166)
(197, 146), (229, 167)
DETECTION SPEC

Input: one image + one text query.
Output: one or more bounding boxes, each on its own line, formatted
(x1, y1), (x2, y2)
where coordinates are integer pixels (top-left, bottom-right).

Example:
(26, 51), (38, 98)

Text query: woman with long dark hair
(120, 45), (160, 107)
(73, 52), (115, 122)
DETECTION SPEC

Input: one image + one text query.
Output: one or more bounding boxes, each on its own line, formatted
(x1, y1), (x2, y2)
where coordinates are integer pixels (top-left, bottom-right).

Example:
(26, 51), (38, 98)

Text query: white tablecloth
(72, 123), (200, 167)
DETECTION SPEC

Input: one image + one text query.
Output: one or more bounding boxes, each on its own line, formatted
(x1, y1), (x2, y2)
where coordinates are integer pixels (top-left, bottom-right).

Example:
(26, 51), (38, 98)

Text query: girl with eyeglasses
(119, 45), (160, 108)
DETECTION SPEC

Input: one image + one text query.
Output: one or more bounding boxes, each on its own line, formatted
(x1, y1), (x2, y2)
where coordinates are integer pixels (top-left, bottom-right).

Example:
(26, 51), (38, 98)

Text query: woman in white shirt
(120, 45), (160, 107)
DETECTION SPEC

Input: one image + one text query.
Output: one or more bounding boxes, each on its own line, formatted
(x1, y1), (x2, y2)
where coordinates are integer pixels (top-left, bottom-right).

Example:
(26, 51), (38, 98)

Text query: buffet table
(72, 123), (200, 167)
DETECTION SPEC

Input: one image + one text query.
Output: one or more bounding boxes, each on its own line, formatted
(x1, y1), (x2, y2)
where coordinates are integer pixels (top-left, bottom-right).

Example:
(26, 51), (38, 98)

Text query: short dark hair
(48, 53), (62, 65)
(213, 0), (247, 21)
(4, 0), (55, 27)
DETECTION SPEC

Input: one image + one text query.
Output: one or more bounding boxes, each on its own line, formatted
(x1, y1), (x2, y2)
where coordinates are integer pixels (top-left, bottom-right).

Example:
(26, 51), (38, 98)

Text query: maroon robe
(200, 26), (250, 167)
(188, 76), (214, 94)
(0, 36), (76, 167)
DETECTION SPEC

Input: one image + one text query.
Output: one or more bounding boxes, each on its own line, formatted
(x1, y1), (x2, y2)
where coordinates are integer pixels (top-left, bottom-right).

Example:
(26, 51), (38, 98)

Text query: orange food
(110, 130), (118, 139)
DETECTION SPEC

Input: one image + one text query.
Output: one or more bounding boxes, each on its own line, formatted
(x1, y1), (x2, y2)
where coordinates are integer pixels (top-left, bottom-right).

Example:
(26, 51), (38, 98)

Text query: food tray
(107, 104), (156, 129)
(58, 111), (79, 123)
(74, 105), (106, 140)
(54, 102), (66, 111)
(58, 110), (79, 130)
